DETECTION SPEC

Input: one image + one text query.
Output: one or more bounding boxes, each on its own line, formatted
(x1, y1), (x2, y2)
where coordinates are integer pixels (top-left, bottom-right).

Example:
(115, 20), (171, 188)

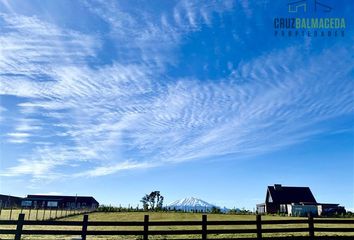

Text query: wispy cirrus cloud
(0, 1), (353, 182)
(7, 132), (31, 143)
(15, 118), (42, 132)
(4, 118), (43, 143)
(84, 0), (234, 68)
(0, 12), (100, 99)
(124, 47), (353, 164)
(0, 105), (6, 122)
(75, 161), (156, 178)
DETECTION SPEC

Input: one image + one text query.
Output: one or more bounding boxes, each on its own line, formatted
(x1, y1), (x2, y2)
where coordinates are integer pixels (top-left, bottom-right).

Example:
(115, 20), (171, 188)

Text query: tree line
(96, 191), (255, 214)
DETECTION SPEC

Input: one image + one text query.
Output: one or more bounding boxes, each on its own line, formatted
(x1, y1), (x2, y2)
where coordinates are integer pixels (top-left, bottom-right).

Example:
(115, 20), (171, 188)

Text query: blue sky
(0, 0), (353, 210)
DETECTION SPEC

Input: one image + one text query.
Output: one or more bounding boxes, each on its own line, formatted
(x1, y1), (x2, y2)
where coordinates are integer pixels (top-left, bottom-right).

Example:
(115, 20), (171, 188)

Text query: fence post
(15, 213), (25, 240)
(256, 214), (262, 240)
(81, 214), (89, 240)
(308, 213), (314, 239)
(143, 215), (149, 240)
(9, 206), (13, 220)
(42, 208), (46, 221)
(28, 208), (31, 220)
(202, 214), (207, 240)
(36, 208), (39, 220)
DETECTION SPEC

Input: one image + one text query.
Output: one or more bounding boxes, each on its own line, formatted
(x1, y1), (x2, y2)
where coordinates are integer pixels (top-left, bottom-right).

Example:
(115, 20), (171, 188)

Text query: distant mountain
(167, 197), (229, 212)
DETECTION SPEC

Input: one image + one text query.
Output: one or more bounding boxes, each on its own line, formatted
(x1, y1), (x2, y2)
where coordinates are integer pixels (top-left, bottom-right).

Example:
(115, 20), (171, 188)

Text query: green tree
(140, 194), (149, 211)
(140, 191), (164, 211)
(156, 192), (164, 210)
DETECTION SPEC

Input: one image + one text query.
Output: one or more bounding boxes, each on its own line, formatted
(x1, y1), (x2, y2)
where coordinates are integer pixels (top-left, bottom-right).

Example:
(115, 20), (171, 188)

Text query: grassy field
(0, 208), (87, 221)
(0, 211), (353, 239)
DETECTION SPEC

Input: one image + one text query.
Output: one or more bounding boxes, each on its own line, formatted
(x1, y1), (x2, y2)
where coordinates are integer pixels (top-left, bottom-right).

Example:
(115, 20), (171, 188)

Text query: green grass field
(0, 212), (353, 239)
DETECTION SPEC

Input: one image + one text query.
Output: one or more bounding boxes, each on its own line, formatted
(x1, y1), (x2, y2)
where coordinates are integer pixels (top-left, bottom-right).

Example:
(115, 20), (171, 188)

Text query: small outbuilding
(317, 203), (346, 216)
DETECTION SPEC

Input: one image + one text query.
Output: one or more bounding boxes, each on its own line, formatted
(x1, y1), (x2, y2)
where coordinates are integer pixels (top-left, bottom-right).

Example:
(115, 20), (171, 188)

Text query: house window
(21, 201), (32, 207)
(47, 201), (58, 207)
(280, 204), (287, 213)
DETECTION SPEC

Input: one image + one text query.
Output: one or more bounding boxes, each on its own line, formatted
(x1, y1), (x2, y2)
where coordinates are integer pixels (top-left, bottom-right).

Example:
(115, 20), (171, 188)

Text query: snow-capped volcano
(167, 197), (218, 212)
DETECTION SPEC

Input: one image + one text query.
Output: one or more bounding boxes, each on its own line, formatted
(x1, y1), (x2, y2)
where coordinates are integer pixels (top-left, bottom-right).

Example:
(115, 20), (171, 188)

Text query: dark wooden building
(0, 194), (22, 208)
(256, 184), (317, 214)
(21, 195), (99, 209)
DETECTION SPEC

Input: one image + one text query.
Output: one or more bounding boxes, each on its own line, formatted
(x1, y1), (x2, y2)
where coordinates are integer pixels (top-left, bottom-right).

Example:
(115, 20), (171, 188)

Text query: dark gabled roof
(267, 185), (317, 204)
(26, 195), (99, 204)
(0, 194), (23, 203)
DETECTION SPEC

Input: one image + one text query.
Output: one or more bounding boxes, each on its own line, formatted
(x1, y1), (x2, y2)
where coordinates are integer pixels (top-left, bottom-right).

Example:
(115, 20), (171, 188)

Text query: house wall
(265, 203), (278, 214)
(287, 204), (318, 217)
(256, 204), (266, 214)
(21, 199), (98, 209)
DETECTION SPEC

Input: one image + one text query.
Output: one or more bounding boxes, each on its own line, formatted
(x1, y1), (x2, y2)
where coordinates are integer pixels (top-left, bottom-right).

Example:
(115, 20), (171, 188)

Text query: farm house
(256, 184), (345, 216)
(21, 195), (99, 209)
(256, 184), (317, 214)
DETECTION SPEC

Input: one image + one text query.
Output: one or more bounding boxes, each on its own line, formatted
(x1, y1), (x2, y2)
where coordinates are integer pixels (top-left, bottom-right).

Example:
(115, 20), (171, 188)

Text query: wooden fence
(0, 214), (353, 239)
(0, 207), (95, 221)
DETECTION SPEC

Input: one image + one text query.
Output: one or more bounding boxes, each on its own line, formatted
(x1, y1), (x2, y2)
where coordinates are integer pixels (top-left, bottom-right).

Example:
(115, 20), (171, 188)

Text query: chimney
(274, 184), (282, 191)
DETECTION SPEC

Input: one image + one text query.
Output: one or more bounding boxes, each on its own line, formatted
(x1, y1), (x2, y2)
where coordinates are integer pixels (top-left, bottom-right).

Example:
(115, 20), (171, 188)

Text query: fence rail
(0, 213), (353, 239)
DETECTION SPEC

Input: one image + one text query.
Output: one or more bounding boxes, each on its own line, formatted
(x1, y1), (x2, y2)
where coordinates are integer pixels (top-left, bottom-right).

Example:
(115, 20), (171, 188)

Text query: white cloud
(7, 132), (31, 138)
(6, 132), (31, 143)
(7, 138), (28, 144)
